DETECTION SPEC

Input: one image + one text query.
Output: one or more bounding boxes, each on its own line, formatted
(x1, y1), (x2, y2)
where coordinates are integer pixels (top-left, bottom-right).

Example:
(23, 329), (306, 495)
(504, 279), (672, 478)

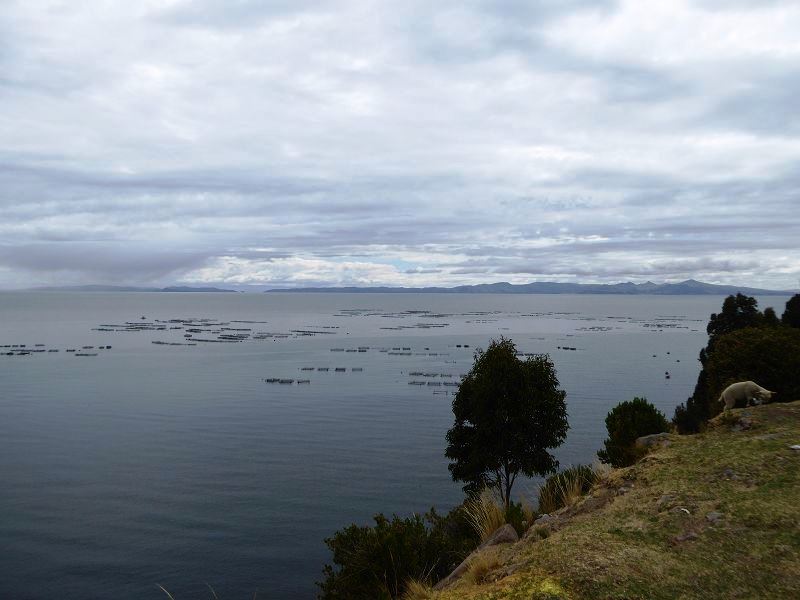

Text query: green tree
(706, 293), (762, 341)
(445, 338), (569, 510)
(782, 294), (800, 328)
(598, 397), (669, 467)
(763, 306), (780, 327)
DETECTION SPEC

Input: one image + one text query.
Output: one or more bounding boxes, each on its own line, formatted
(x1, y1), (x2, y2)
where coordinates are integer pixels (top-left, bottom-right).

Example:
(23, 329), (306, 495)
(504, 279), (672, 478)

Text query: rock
(478, 523), (519, 550)
(533, 514), (556, 527)
(434, 524), (519, 591)
(656, 494), (674, 509)
(635, 432), (671, 449)
(672, 531), (699, 544)
(731, 418), (753, 432)
(579, 496), (608, 512)
(706, 511), (724, 524)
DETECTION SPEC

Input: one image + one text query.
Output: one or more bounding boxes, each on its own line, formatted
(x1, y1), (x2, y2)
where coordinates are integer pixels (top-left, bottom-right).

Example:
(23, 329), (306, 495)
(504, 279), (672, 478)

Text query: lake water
(0, 292), (788, 599)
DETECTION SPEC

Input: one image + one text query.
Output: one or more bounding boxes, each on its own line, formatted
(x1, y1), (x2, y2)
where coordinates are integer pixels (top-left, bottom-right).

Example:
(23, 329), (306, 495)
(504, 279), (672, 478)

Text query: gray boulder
(433, 524), (518, 590)
(635, 432), (671, 449)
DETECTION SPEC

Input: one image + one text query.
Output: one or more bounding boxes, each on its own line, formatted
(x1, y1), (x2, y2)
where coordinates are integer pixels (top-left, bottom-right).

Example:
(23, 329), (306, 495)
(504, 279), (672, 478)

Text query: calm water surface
(0, 292), (788, 599)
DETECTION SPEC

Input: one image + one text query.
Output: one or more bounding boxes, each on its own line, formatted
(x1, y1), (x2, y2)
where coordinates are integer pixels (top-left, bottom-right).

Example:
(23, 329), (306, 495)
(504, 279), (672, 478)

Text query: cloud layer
(1, 0), (799, 289)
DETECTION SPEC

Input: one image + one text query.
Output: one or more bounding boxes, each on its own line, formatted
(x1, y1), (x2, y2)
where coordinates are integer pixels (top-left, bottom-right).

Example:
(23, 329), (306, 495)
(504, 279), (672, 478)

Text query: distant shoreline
(14, 279), (796, 296)
(263, 279), (794, 296)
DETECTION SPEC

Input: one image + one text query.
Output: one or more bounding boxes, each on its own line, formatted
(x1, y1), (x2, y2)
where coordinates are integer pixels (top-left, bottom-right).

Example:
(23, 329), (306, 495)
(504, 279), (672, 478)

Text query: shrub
(319, 513), (433, 600)
(537, 465), (598, 514)
(597, 398), (669, 467)
(503, 500), (527, 536)
(425, 504), (481, 572)
(319, 506), (479, 599)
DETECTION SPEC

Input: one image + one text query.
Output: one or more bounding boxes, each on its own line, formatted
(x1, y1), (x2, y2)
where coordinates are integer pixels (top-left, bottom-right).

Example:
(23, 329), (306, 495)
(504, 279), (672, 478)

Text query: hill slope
(435, 401), (800, 599)
(265, 279), (793, 295)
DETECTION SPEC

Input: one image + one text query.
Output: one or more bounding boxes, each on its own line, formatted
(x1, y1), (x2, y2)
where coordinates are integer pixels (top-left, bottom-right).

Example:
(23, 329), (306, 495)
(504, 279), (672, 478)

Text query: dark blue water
(0, 292), (788, 599)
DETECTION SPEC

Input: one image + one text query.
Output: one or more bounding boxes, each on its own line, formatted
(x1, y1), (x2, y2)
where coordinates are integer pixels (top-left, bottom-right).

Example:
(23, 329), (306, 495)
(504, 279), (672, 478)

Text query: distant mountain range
(33, 285), (237, 293)
(265, 279), (794, 296)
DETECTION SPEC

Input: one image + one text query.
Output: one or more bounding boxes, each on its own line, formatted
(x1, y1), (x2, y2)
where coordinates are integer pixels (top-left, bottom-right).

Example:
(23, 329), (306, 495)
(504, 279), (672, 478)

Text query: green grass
(434, 401), (800, 599)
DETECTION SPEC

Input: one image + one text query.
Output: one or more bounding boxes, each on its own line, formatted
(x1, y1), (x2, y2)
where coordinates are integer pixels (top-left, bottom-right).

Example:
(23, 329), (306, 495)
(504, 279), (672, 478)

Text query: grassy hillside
(432, 401), (800, 600)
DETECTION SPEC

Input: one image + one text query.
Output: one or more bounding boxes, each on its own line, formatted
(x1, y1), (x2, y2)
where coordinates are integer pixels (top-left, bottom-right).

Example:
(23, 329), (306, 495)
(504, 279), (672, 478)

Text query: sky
(1, 0), (799, 290)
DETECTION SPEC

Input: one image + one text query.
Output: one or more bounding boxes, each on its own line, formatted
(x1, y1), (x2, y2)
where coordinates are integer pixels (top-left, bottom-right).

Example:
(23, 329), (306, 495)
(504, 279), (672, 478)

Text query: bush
(319, 506), (479, 599)
(425, 504), (481, 569)
(503, 500), (528, 536)
(597, 398), (669, 467)
(703, 326), (800, 417)
(537, 465), (598, 514)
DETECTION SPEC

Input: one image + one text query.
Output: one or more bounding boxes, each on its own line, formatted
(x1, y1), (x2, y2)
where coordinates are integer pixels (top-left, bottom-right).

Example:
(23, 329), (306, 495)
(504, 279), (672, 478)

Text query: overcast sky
(1, 0), (799, 290)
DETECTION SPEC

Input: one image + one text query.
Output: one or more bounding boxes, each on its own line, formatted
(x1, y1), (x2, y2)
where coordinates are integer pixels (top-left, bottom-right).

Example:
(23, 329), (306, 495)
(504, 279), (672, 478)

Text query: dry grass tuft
(402, 578), (436, 600)
(538, 465), (598, 514)
(592, 458), (613, 480)
(463, 488), (506, 542)
(463, 551), (502, 586)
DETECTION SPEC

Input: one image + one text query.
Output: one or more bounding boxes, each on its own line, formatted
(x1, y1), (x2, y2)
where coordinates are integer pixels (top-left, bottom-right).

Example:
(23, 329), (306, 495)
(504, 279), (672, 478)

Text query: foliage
(598, 398), (669, 467)
(703, 326), (800, 417)
(319, 505), (479, 599)
(319, 513), (433, 600)
(706, 293), (762, 342)
(783, 293), (800, 328)
(445, 338), (569, 510)
(537, 464), (599, 514)
(503, 500), (528, 536)
(762, 306), (780, 326)
(425, 504), (481, 570)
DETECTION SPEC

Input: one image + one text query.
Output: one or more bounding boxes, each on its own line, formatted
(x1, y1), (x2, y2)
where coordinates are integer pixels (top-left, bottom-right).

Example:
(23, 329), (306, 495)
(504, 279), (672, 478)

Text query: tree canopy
(707, 293), (762, 340)
(783, 294), (800, 328)
(445, 338), (568, 509)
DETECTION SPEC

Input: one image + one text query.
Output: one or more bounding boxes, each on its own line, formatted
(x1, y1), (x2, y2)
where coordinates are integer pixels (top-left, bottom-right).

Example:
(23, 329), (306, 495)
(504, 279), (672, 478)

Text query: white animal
(718, 381), (776, 410)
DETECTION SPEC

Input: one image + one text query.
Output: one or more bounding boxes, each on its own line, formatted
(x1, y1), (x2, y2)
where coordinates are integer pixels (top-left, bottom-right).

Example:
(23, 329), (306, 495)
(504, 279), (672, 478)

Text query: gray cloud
(0, 0), (799, 289)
